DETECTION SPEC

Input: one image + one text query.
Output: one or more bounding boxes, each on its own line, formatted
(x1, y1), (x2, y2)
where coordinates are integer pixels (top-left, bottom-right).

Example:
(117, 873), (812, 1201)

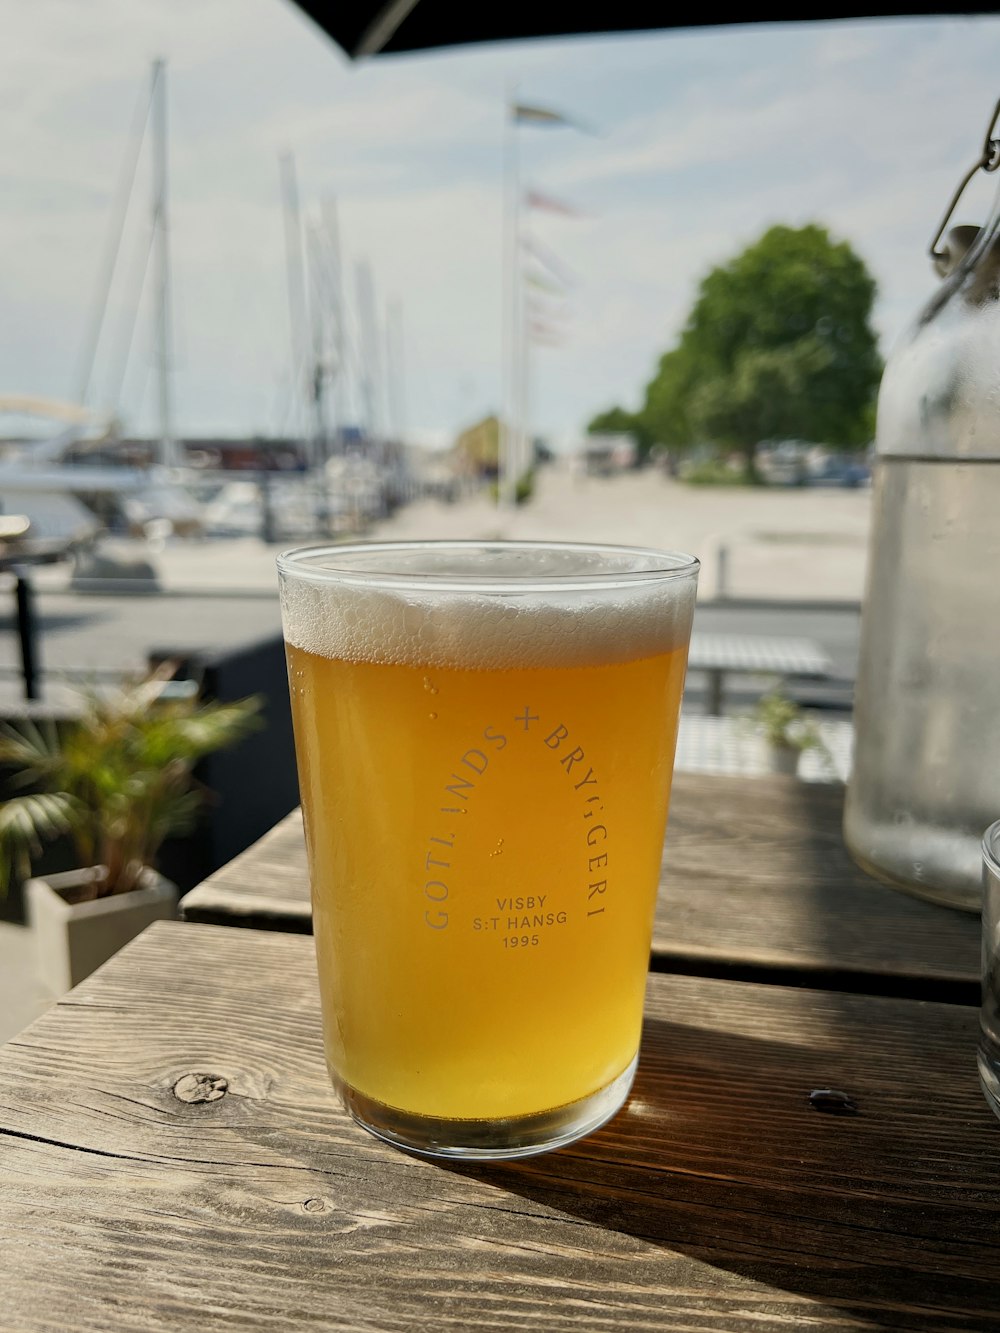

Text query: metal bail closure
(930, 97), (1000, 277)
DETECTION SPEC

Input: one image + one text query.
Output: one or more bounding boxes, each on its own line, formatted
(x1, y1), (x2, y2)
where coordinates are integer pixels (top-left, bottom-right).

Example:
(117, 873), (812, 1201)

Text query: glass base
(335, 1054), (638, 1161)
(843, 824), (982, 914)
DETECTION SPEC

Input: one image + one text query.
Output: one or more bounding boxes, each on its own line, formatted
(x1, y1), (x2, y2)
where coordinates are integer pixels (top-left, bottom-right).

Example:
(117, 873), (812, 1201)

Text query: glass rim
(276, 539), (700, 593)
(985, 820), (1000, 878)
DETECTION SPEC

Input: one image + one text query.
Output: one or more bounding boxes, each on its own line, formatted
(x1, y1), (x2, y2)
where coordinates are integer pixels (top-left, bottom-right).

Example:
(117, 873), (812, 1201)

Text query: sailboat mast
(322, 198), (346, 457)
(306, 221), (329, 467)
(279, 151), (311, 468)
(151, 58), (177, 469)
(355, 260), (381, 441)
(386, 298), (405, 441)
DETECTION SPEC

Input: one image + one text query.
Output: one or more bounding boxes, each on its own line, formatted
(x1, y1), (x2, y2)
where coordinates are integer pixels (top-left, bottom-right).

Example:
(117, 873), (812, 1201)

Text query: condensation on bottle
(844, 208), (1000, 911)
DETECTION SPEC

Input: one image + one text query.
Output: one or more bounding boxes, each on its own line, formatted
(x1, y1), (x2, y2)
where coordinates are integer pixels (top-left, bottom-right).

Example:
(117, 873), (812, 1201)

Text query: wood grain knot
(302, 1198), (327, 1214)
(808, 1088), (858, 1115)
(173, 1073), (229, 1104)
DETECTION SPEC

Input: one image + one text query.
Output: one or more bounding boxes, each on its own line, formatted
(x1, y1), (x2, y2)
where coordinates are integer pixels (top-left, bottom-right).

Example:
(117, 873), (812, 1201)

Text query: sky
(5, 2), (1000, 449)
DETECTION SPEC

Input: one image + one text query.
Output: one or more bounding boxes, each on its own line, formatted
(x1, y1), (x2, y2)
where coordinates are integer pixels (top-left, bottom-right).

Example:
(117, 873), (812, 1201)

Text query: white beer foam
(280, 576), (697, 669)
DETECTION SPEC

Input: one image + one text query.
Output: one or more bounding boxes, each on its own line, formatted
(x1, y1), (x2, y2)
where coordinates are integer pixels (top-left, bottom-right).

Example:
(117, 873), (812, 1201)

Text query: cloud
(4, 4), (1000, 442)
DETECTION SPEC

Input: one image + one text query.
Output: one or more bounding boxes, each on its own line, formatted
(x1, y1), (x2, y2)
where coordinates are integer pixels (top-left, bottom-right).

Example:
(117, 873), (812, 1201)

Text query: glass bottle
(844, 107), (1000, 912)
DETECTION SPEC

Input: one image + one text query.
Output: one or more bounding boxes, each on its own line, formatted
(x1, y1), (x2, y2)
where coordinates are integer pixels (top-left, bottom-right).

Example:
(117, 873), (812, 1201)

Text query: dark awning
(291, 1), (997, 60)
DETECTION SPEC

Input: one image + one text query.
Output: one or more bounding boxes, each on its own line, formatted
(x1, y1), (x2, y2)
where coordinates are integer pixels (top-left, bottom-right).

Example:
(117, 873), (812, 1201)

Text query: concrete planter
(27, 867), (178, 995)
(766, 743), (802, 777)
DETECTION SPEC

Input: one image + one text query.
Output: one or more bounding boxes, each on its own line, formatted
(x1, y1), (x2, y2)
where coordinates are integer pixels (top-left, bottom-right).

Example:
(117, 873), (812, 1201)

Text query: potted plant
(747, 688), (831, 778)
(0, 668), (260, 993)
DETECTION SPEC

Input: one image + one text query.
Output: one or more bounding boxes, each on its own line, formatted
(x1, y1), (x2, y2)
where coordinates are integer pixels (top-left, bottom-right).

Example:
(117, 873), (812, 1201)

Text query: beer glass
(277, 540), (699, 1159)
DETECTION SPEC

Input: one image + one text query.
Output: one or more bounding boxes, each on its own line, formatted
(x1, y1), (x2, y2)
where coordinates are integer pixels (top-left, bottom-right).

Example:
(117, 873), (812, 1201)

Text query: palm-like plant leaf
(0, 674), (262, 897)
(0, 718), (63, 785)
(0, 793), (81, 893)
(137, 700), (262, 765)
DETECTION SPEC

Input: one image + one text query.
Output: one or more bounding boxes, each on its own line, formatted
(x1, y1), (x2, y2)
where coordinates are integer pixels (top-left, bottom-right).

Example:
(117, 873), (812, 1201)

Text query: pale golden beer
(278, 541), (698, 1158)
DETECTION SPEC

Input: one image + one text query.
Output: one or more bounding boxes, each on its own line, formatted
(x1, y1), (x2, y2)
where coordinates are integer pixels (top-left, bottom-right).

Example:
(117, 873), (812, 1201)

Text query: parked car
(757, 441), (809, 486)
(806, 452), (871, 488)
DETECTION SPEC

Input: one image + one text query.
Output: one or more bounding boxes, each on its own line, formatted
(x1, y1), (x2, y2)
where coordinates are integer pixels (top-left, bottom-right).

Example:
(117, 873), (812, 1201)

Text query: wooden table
(181, 772), (981, 1004)
(2, 919), (998, 1330)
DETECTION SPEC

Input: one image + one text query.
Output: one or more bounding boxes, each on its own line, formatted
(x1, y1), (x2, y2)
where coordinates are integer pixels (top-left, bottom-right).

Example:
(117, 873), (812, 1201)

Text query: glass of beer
(277, 540), (698, 1159)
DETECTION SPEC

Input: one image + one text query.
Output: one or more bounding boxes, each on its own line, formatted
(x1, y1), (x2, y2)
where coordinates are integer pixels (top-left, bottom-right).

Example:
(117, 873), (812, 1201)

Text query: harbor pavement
(26, 459), (873, 601)
(1, 462), (870, 703)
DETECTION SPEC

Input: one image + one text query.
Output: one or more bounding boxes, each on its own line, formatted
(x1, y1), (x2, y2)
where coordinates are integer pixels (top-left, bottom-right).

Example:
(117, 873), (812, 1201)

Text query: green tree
(640, 345), (699, 451)
(631, 224), (883, 477)
(586, 405), (654, 460)
(587, 405), (634, 436)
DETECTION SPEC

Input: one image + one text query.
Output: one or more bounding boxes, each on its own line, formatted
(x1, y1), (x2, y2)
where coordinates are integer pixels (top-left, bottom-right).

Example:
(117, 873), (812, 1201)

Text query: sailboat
(0, 61), (202, 549)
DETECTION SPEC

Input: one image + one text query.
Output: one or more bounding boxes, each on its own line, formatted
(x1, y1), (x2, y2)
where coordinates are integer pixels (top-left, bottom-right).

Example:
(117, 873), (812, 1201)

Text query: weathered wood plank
(180, 807), (313, 932)
(0, 921), (998, 1330)
(657, 774), (981, 1001)
(180, 775), (981, 998)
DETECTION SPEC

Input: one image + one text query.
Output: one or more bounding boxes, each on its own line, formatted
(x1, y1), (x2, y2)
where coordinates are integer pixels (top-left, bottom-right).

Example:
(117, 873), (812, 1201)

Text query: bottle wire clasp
(929, 97), (1000, 264)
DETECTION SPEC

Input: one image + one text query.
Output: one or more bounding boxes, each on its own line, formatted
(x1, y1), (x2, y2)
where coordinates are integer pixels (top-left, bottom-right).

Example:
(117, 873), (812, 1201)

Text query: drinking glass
(277, 540), (698, 1158)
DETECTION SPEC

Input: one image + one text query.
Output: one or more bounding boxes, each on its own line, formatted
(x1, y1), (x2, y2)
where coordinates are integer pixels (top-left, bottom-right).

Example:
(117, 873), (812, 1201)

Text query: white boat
(0, 401), (203, 545)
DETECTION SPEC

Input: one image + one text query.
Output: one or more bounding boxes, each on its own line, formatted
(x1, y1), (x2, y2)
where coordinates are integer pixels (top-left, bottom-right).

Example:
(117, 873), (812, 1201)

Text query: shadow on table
(451, 1007), (1000, 1328)
(658, 775), (981, 1005)
(792, 779), (981, 1002)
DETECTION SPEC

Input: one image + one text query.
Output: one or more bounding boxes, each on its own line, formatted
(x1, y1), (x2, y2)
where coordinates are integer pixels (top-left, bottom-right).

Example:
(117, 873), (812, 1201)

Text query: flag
(511, 103), (573, 127)
(524, 269), (567, 296)
(526, 294), (570, 329)
(520, 234), (577, 288)
(525, 188), (580, 217)
(527, 318), (565, 346)
(526, 292), (569, 320)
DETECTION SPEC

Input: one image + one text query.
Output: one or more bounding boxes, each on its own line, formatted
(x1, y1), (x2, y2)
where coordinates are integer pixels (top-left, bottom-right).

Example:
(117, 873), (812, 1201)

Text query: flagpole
(511, 134), (525, 506)
(500, 84), (520, 509)
(518, 230), (531, 493)
(521, 287), (532, 487)
(502, 98), (585, 503)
